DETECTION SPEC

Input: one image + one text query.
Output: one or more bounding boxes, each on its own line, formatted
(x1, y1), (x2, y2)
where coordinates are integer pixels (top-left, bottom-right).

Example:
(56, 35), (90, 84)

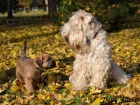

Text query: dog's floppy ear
(61, 23), (70, 37)
(35, 56), (43, 67)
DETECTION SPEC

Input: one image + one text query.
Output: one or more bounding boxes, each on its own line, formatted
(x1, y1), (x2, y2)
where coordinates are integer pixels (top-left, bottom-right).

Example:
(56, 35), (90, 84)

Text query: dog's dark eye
(80, 16), (84, 21)
(47, 57), (51, 61)
(89, 20), (92, 25)
(89, 18), (94, 25)
(86, 37), (91, 46)
(89, 21), (92, 24)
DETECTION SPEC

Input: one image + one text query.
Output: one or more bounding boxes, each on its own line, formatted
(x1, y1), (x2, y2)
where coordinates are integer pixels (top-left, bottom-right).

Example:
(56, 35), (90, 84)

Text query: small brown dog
(16, 41), (56, 92)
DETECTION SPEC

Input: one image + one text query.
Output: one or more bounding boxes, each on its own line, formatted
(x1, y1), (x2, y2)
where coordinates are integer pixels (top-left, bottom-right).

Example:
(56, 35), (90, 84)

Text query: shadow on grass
(59, 57), (75, 67)
(0, 15), (49, 26)
(0, 30), (59, 46)
(0, 68), (16, 84)
(0, 57), (74, 86)
(0, 15), (59, 46)
(41, 72), (69, 86)
(40, 57), (75, 87)
(124, 63), (140, 74)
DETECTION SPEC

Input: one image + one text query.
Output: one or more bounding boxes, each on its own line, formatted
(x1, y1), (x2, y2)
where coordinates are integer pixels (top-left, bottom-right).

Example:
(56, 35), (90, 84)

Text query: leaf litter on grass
(0, 22), (140, 104)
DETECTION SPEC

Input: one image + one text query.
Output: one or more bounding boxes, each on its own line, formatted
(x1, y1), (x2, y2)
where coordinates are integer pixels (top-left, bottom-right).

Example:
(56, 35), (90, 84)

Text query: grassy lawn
(0, 11), (140, 104)
(0, 10), (48, 26)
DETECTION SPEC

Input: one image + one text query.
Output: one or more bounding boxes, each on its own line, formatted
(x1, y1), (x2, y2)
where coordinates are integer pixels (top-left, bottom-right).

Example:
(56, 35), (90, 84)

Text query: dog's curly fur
(61, 10), (130, 91)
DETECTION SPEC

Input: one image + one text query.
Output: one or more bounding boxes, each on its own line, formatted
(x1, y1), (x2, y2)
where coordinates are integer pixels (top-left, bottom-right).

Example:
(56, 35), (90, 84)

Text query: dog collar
(93, 31), (98, 39)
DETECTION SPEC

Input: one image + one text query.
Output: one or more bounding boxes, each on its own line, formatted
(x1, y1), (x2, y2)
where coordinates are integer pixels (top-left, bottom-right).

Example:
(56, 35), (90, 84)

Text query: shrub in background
(55, 0), (137, 31)
(0, 0), (19, 14)
(0, 0), (7, 14)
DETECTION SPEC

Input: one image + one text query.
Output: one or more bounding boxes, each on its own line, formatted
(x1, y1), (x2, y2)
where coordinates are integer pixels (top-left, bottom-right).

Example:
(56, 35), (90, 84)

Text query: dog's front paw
(72, 85), (86, 91)
(69, 74), (88, 91)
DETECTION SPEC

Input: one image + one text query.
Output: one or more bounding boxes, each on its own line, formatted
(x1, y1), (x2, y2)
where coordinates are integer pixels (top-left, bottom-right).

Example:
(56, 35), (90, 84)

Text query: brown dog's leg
(16, 68), (24, 82)
(24, 77), (34, 92)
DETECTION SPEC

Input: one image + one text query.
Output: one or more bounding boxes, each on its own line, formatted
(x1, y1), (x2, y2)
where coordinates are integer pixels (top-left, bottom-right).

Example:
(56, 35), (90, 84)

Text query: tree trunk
(48, 0), (57, 20)
(7, 0), (13, 19)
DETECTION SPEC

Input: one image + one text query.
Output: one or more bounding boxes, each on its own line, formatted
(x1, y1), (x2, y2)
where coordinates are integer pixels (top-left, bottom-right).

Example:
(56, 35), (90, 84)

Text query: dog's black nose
(64, 36), (69, 43)
(52, 61), (56, 67)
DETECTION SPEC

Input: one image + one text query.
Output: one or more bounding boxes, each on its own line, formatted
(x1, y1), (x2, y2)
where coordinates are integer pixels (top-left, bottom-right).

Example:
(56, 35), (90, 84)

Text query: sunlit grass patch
(0, 19), (140, 104)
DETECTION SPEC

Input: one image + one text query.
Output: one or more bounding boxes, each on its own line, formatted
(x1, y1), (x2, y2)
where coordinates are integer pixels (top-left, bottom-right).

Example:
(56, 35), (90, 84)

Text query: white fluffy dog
(61, 10), (130, 91)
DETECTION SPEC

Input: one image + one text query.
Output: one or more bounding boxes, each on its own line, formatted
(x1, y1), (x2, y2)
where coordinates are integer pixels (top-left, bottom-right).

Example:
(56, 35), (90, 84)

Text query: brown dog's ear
(35, 56), (43, 67)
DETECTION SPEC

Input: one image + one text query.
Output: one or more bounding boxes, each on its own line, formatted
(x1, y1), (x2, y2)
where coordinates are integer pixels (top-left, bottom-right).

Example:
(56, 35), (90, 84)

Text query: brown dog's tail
(20, 40), (27, 57)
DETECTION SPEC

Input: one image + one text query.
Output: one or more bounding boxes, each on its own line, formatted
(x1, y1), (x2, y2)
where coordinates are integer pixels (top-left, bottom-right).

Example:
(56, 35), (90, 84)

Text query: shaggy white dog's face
(61, 10), (102, 52)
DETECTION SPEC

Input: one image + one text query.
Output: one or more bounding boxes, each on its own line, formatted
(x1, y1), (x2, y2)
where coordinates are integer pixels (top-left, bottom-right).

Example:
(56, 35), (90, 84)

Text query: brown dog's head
(35, 54), (56, 69)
